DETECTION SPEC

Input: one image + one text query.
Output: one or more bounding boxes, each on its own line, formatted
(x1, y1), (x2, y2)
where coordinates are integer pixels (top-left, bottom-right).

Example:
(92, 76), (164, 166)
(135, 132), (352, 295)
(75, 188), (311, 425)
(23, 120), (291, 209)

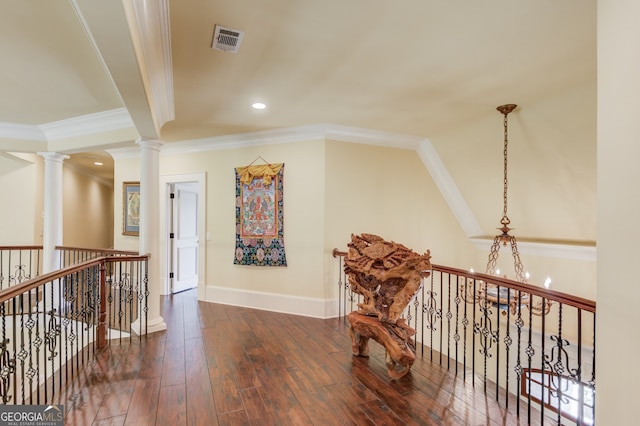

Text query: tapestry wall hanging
(234, 161), (287, 266)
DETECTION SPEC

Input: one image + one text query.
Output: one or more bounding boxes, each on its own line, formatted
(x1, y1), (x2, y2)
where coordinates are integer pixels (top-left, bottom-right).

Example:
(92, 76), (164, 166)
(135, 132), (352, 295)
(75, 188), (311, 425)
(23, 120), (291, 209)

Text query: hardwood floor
(57, 289), (544, 425)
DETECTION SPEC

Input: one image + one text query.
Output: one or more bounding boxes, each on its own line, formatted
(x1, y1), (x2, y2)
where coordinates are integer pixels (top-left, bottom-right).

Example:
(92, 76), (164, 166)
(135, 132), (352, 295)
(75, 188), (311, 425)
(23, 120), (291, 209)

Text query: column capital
(136, 138), (164, 151)
(37, 152), (70, 163)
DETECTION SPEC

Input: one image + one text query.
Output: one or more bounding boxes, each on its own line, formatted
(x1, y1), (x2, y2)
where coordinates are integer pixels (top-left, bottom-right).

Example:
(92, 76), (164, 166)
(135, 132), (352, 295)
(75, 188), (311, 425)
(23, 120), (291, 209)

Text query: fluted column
(134, 139), (167, 334)
(38, 152), (69, 273)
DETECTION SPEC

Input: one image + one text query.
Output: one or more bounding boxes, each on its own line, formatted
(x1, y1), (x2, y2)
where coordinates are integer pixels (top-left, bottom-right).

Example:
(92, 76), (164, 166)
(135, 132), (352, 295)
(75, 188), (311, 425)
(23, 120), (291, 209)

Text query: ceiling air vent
(211, 25), (244, 53)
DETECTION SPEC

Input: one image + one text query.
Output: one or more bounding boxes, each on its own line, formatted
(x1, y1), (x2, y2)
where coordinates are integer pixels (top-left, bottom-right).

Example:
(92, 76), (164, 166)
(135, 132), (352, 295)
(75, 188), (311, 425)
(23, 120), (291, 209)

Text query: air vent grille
(212, 25), (244, 53)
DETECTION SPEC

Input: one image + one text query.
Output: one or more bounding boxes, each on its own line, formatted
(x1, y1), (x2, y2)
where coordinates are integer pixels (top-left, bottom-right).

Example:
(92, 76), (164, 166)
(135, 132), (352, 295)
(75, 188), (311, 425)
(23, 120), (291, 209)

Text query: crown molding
(324, 124), (424, 150)
(162, 124), (328, 154)
(39, 108), (135, 141)
(162, 124), (424, 154)
(0, 122), (47, 141)
(0, 109), (134, 147)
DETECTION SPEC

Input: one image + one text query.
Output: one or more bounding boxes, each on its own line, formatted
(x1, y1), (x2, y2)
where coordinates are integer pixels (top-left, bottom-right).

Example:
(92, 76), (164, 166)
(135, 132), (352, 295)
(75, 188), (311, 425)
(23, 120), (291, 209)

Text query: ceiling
(0, 0), (596, 177)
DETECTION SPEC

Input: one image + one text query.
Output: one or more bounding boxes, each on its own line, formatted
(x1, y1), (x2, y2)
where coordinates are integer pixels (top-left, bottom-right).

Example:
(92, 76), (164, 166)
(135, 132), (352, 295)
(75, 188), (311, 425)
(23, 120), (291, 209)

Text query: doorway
(160, 173), (206, 297)
(169, 182), (198, 293)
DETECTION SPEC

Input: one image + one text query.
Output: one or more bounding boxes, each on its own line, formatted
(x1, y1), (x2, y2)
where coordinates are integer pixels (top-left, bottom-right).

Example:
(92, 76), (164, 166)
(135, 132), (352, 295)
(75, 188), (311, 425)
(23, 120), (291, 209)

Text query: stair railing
(0, 254), (148, 406)
(333, 248), (596, 426)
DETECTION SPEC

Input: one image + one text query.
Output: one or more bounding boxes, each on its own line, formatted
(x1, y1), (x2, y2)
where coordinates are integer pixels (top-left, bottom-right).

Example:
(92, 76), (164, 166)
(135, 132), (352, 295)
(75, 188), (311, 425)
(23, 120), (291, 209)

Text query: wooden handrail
(332, 248), (596, 313)
(0, 254), (149, 304)
(0, 245), (43, 250)
(56, 245), (139, 255)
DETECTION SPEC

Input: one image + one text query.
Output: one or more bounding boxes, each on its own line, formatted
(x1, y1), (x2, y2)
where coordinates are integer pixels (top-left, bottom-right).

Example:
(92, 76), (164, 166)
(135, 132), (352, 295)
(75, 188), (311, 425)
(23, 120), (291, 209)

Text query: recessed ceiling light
(252, 102), (266, 110)
(94, 162), (103, 166)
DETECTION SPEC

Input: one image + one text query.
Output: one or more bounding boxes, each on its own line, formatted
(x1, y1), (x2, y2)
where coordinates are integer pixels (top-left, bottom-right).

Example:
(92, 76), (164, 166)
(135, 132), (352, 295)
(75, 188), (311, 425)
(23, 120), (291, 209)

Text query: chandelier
(466, 104), (551, 316)
(486, 104), (525, 282)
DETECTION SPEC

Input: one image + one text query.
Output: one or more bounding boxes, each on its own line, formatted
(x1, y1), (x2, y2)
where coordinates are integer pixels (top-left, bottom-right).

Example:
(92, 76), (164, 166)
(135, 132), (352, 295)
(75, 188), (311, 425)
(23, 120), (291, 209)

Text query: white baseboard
(205, 285), (338, 319)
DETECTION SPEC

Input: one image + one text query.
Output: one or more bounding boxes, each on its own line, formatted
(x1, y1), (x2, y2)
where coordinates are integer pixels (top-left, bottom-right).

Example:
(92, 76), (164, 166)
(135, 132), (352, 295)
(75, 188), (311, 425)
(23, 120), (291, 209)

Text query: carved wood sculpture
(345, 233), (431, 379)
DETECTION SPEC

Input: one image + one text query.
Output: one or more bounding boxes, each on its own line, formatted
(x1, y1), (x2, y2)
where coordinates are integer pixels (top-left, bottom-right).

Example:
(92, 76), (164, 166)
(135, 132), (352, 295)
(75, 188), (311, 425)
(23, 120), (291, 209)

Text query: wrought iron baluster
(25, 290), (36, 403)
(438, 272), (443, 366)
(411, 279), (420, 354)
(131, 260), (136, 337)
(544, 303), (572, 425)
(143, 260), (150, 337)
(11, 296), (17, 403)
(495, 286), (501, 401)
(337, 255), (342, 319)
(575, 308), (584, 425)
(0, 303), (15, 404)
(504, 287), (513, 407)
(18, 293), (27, 404)
(454, 276), (461, 375)
(590, 313), (596, 423)
(514, 290), (524, 417)
(0, 250), (4, 290)
(525, 295), (534, 424)
(540, 297), (547, 425)
(420, 274), (426, 357)
(423, 277), (438, 362)
(446, 273), (452, 370)
(462, 278), (470, 382)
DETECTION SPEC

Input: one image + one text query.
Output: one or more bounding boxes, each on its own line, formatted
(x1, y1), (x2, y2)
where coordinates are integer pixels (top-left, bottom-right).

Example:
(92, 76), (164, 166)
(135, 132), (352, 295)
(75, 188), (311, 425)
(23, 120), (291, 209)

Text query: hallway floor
(58, 289), (542, 425)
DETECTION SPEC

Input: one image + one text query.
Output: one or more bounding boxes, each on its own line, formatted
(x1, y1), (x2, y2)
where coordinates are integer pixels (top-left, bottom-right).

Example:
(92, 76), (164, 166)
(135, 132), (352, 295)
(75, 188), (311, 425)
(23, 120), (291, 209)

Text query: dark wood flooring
(56, 289), (544, 425)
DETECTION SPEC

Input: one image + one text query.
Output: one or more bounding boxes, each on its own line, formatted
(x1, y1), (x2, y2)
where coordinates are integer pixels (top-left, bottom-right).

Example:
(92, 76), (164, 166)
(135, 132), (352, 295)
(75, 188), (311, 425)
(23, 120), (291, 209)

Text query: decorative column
(38, 152), (69, 273)
(134, 139), (167, 334)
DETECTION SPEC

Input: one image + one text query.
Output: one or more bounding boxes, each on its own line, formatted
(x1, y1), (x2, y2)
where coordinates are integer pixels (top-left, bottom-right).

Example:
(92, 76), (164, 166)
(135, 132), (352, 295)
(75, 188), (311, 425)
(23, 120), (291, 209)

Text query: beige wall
(428, 83), (596, 243)
(114, 140), (327, 299)
(596, 0), (640, 422)
(166, 140), (327, 299)
(324, 140), (477, 296)
(62, 165), (114, 248)
(113, 138), (482, 307)
(425, 82), (597, 301)
(325, 141), (453, 254)
(0, 153), (114, 248)
(112, 136), (596, 308)
(0, 153), (40, 244)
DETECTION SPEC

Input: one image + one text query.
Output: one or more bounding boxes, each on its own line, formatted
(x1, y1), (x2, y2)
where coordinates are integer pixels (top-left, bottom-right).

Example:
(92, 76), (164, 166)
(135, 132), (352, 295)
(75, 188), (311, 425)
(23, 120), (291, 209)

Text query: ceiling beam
(71, 0), (174, 140)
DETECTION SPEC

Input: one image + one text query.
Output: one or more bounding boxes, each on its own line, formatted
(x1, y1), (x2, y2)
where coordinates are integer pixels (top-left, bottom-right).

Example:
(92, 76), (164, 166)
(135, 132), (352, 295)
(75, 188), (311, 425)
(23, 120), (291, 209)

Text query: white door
(171, 183), (199, 293)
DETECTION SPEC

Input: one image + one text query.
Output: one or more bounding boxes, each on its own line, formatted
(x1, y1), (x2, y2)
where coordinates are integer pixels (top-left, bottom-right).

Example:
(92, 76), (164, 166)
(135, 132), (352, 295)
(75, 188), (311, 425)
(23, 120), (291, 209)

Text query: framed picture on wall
(123, 182), (140, 236)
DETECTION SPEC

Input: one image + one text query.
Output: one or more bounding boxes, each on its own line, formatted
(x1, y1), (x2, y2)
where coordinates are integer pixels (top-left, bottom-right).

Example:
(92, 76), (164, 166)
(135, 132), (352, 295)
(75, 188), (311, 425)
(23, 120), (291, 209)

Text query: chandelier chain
(502, 111), (509, 225)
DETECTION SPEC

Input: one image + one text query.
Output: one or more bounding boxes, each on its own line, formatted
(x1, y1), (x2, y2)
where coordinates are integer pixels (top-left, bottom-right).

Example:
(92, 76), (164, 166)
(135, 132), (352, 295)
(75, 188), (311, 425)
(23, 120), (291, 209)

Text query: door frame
(159, 172), (206, 299)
